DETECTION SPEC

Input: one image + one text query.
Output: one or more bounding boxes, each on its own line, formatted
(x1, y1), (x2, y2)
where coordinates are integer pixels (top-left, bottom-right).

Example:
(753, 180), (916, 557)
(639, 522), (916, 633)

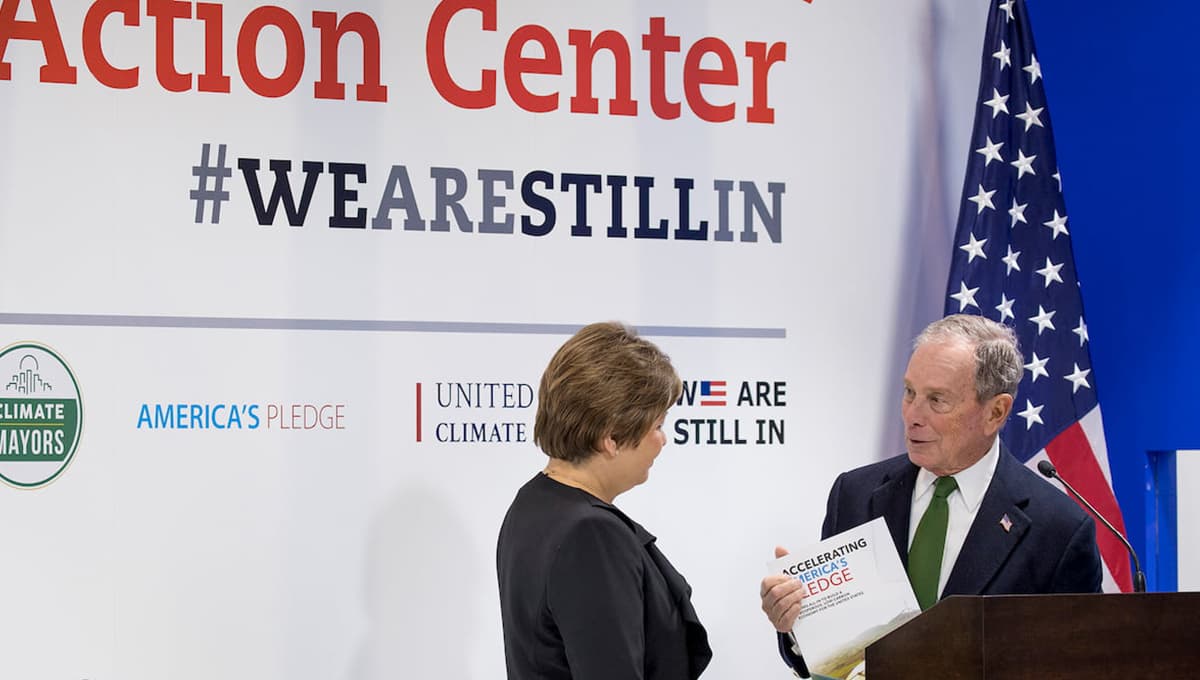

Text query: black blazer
(498, 473), (711, 680)
(780, 449), (1102, 672)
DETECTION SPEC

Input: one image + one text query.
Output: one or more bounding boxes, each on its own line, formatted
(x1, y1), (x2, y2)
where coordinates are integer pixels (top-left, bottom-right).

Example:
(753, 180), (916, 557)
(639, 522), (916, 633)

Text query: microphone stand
(1037, 460), (1146, 592)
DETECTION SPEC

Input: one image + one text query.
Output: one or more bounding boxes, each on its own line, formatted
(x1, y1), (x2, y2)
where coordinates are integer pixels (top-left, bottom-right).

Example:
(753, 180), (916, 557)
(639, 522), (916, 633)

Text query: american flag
(699, 381), (727, 407)
(944, 0), (1132, 592)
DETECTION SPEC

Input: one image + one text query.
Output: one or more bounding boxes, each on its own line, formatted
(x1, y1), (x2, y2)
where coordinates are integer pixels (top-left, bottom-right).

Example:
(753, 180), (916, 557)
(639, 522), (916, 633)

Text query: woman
(497, 322), (711, 680)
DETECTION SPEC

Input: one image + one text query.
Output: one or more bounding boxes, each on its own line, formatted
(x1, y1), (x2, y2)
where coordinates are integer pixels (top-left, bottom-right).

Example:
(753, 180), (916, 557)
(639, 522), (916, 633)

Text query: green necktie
(907, 475), (959, 611)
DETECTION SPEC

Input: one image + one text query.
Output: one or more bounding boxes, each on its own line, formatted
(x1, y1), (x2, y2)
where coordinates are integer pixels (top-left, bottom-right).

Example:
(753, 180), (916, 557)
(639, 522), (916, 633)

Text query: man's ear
(986, 393), (1014, 435)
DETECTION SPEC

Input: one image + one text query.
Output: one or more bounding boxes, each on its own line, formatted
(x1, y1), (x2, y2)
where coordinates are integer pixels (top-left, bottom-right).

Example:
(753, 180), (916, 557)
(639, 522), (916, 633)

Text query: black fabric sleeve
(546, 513), (646, 680)
(777, 632), (811, 676)
(1050, 514), (1104, 593)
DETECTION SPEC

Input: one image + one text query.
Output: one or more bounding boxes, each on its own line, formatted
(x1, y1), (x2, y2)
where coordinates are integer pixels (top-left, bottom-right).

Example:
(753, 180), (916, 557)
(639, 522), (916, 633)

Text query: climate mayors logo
(0, 342), (83, 489)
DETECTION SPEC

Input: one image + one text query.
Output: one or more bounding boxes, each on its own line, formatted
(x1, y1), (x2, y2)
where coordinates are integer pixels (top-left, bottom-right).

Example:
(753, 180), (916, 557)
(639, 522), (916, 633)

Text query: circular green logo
(0, 342), (82, 489)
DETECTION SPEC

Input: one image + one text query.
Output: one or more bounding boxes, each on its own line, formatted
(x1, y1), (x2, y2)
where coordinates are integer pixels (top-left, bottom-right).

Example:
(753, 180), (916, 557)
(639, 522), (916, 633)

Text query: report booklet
(766, 516), (920, 680)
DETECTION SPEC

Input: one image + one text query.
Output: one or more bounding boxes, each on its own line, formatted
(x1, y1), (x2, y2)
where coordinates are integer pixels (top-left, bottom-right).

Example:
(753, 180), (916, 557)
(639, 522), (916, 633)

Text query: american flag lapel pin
(999, 514), (1013, 533)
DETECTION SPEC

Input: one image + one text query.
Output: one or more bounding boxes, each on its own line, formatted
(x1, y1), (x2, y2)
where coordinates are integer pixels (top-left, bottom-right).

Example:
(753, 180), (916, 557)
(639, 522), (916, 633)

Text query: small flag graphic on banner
(699, 381), (727, 407)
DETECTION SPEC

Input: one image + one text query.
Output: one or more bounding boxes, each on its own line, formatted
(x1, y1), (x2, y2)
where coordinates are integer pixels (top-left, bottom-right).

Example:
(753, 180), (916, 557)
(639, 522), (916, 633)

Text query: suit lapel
(868, 459), (919, 569)
(943, 452), (1031, 596)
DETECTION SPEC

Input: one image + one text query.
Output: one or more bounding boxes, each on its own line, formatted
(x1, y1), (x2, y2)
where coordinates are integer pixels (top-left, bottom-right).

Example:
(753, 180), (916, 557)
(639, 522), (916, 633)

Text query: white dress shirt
(906, 437), (1000, 599)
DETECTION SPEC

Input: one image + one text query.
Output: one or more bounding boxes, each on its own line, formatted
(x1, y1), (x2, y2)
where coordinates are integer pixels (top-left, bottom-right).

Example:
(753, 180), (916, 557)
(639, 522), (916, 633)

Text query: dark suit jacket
(498, 473), (711, 680)
(779, 448), (1102, 673)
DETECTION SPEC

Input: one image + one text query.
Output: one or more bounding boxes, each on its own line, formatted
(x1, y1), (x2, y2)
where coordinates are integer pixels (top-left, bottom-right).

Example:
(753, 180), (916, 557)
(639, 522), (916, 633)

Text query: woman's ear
(598, 433), (620, 459)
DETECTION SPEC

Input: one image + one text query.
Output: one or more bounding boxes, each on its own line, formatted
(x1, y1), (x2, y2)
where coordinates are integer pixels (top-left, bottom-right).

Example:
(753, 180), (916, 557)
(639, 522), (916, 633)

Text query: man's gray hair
(914, 314), (1023, 401)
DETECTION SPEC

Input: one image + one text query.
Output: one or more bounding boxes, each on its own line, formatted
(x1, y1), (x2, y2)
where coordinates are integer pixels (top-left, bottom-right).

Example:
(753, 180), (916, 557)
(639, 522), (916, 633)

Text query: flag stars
(1010, 149), (1037, 179)
(1029, 305), (1056, 335)
(999, 0), (1016, 21)
(1024, 352), (1050, 382)
(996, 293), (1016, 322)
(1009, 198), (1028, 227)
(1002, 245), (1021, 274)
(1036, 257), (1064, 287)
(1016, 102), (1045, 132)
(1024, 54), (1042, 84)
(949, 2), (1102, 466)
(968, 184), (997, 214)
(950, 281), (980, 312)
(1017, 400), (1044, 430)
(960, 233), (988, 262)
(984, 89), (1010, 118)
(993, 40), (1012, 70)
(1064, 363), (1092, 393)
(976, 136), (1005, 165)
(1074, 317), (1089, 346)
(1043, 209), (1069, 239)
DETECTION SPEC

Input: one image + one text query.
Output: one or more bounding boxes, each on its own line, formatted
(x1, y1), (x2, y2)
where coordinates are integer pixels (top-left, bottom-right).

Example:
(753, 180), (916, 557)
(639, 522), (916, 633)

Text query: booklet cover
(766, 516), (920, 680)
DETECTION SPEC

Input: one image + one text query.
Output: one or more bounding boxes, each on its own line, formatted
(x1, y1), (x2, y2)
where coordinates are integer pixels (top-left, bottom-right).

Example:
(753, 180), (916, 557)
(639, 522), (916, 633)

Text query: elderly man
(761, 314), (1102, 675)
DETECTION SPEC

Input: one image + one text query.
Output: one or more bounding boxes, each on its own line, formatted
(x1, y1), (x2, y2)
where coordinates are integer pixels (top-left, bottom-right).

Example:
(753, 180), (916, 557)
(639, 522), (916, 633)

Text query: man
(760, 315), (1101, 675)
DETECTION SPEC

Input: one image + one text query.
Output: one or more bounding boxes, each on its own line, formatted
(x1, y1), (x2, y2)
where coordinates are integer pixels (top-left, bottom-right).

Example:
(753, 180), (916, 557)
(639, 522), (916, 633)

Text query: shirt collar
(913, 436), (1000, 511)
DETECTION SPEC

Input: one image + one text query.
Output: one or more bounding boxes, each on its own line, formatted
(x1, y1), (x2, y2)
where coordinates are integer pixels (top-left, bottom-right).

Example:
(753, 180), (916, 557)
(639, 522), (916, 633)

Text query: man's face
(901, 339), (1008, 476)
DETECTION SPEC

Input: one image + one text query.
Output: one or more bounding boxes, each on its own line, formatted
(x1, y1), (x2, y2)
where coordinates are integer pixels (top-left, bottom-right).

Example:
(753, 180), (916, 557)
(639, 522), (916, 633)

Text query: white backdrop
(1, 1), (989, 677)
(1178, 452), (1199, 592)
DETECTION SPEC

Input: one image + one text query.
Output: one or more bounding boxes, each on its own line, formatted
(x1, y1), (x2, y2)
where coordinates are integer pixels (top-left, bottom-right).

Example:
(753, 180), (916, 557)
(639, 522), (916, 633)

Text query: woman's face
(618, 413), (669, 487)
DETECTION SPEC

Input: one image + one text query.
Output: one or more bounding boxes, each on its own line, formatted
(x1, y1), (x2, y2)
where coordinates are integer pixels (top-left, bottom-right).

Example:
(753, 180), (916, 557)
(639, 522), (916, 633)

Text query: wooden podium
(865, 592), (1200, 678)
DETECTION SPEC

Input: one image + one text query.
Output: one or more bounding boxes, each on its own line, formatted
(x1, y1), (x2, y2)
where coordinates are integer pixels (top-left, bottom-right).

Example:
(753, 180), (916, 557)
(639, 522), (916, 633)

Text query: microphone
(1037, 460), (1147, 592)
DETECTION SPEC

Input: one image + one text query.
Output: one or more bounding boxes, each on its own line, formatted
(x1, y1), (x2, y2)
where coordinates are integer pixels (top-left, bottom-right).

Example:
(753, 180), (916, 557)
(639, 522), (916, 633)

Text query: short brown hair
(535, 322), (681, 463)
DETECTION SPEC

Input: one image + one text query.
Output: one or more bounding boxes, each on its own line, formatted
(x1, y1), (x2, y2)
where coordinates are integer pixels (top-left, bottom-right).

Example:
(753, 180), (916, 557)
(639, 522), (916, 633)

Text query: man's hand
(760, 546), (806, 633)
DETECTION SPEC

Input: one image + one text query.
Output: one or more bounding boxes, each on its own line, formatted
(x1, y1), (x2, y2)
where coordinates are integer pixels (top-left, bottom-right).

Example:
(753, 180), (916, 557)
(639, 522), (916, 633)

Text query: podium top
(865, 592), (1200, 680)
